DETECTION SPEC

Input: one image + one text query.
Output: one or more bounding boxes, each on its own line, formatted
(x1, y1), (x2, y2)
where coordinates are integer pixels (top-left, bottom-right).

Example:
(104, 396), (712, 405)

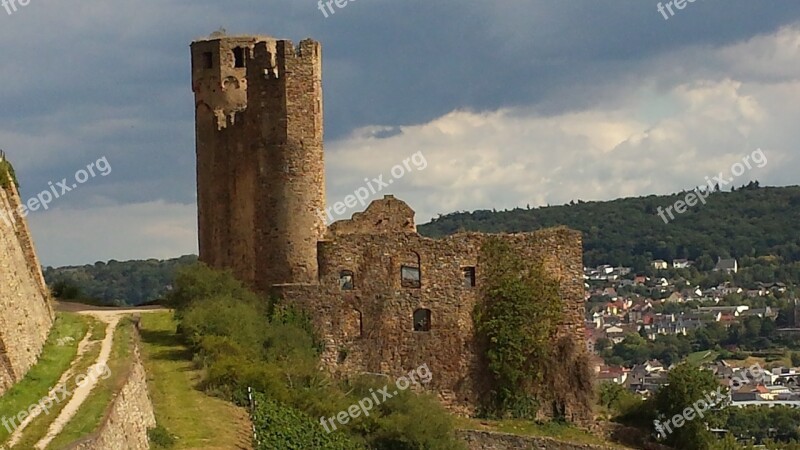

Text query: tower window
(413, 309), (431, 332)
(233, 47), (245, 68)
(202, 52), (213, 69)
(339, 270), (354, 291)
(401, 251), (422, 288)
(463, 267), (476, 288)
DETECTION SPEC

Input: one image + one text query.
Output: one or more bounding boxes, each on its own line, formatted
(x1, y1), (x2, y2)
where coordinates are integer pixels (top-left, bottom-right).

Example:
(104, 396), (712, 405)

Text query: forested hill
(44, 255), (197, 306)
(418, 184), (800, 270)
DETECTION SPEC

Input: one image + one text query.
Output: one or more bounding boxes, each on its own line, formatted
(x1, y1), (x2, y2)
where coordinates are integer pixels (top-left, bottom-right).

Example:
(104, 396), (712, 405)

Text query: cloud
(326, 25), (800, 224)
(1, 1), (800, 264)
(27, 201), (196, 267)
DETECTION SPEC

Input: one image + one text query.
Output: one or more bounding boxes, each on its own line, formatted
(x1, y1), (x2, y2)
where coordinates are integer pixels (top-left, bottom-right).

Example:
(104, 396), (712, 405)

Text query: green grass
(89, 322), (107, 341)
(46, 318), (134, 449)
(9, 322), (105, 449)
(0, 313), (91, 445)
(139, 311), (252, 450)
(686, 350), (718, 365)
(456, 417), (628, 448)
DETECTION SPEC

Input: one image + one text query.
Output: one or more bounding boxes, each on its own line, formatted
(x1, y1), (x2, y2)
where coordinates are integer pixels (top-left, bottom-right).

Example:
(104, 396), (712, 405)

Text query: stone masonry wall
(0, 170), (54, 396)
(456, 430), (617, 450)
(191, 33), (592, 424)
(65, 333), (156, 450)
(192, 35), (326, 291)
(274, 196), (590, 421)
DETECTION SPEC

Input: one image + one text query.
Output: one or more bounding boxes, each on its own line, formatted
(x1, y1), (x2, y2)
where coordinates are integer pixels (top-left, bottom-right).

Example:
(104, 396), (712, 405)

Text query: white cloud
(326, 25), (800, 224)
(4, 9), (798, 266)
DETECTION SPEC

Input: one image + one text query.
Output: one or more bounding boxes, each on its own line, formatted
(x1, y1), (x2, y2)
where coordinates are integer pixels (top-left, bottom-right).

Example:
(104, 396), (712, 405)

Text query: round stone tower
(191, 34), (326, 292)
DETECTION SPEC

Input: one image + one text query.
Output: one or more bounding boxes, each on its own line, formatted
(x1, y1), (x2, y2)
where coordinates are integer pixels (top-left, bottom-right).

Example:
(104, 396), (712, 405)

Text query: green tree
(654, 364), (724, 450)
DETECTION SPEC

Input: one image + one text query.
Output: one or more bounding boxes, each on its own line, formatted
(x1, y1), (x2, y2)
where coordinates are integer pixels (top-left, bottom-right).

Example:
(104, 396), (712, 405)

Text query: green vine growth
(0, 158), (19, 190)
(473, 237), (564, 419)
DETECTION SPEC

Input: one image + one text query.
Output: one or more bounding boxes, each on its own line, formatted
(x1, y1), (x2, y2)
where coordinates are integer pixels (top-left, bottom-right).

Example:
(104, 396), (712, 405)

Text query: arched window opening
(413, 309), (431, 332)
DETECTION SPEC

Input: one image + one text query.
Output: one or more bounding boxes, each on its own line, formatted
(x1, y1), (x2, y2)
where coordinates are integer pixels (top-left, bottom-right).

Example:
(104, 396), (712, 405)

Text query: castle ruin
(191, 34), (591, 421)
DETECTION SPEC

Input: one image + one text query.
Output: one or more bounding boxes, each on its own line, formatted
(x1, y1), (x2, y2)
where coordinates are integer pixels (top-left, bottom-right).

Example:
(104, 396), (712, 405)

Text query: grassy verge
(0, 313), (91, 445)
(455, 417), (627, 448)
(46, 318), (134, 449)
(9, 321), (106, 449)
(139, 311), (252, 450)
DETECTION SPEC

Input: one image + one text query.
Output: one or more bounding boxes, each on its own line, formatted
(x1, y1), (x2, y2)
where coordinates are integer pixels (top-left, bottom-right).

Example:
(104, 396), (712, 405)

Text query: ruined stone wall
(0, 170), (54, 396)
(274, 197), (589, 420)
(192, 35), (325, 291)
(65, 334), (156, 450)
(456, 430), (616, 450)
(191, 33), (591, 423)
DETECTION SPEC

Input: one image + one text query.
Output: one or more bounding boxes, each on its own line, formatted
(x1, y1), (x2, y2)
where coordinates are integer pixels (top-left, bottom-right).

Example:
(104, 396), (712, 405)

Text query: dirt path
(5, 328), (97, 448)
(33, 307), (166, 449)
(34, 313), (120, 449)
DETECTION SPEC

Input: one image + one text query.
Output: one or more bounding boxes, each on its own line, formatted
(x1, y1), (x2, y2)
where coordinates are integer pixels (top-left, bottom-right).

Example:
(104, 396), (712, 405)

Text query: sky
(1, 0), (799, 266)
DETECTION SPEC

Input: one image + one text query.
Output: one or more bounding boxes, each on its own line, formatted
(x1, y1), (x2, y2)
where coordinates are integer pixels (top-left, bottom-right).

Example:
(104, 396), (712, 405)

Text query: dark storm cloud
(0, 0), (798, 264)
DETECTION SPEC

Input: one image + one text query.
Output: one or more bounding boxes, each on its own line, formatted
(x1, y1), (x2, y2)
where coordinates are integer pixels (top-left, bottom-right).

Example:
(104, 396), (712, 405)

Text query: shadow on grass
(139, 329), (194, 362)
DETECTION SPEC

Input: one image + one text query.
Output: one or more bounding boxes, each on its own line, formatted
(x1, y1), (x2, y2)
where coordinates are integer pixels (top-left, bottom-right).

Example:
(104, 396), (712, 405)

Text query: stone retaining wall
(64, 331), (156, 450)
(457, 430), (618, 450)
(0, 168), (54, 396)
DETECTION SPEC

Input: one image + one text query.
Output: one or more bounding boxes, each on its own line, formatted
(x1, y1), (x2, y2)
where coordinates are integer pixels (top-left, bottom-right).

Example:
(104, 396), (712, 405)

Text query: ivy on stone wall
(0, 159), (18, 189)
(473, 236), (564, 419)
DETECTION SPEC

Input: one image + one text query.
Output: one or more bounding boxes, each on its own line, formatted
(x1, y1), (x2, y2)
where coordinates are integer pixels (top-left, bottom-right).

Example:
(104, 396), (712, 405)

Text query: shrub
(181, 294), (268, 354)
(148, 424), (176, 448)
(598, 382), (642, 417)
(251, 395), (365, 450)
(166, 263), (260, 313)
(0, 159), (18, 189)
(174, 264), (465, 450)
(473, 236), (565, 418)
(326, 376), (466, 450)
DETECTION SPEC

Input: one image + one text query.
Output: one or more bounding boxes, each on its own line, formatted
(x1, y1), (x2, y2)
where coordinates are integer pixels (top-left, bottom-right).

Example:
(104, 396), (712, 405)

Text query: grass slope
(46, 318), (132, 449)
(139, 311), (252, 450)
(10, 321), (106, 449)
(0, 313), (91, 445)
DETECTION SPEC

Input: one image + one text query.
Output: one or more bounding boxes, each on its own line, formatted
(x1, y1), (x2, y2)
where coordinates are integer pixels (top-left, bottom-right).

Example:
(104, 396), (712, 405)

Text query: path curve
(34, 313), (120, 449)
(33, 304), (167, 449)
(6, 328), (96, 448)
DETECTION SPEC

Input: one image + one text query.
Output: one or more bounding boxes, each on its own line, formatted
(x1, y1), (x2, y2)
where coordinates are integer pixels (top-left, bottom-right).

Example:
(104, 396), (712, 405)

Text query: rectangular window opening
(202, 52), (213, 69)
(233, 47), (245, 68)
(401, 266), (421, 289)
(463, 267), (476, 288)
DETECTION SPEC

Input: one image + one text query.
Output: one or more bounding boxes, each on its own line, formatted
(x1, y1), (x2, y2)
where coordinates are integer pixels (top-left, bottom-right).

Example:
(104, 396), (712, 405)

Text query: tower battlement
(191, 36), (321, 132)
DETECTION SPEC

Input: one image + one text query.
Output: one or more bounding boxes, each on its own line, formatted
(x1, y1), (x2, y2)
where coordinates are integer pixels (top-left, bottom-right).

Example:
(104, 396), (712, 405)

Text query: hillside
(418, 184), (800, 272)
(43, 255), (198, 306)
